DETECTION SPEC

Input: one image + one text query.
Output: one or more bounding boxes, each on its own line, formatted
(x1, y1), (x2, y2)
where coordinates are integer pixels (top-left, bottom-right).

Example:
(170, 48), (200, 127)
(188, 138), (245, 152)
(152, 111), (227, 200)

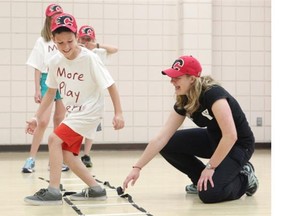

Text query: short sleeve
(173, 104), (186, 116)
(26, 38), (45, 71)
(204, 86), (229, 108)
(90, 53), (114, 90)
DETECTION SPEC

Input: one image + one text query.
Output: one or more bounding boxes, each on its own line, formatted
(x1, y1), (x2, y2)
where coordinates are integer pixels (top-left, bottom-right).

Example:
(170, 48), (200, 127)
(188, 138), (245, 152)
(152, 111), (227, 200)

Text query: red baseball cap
(78, 25), (96, 40)
(45, 3), (63, 17)
(162, 55), (202, 78)
(50, 13), (77, 33)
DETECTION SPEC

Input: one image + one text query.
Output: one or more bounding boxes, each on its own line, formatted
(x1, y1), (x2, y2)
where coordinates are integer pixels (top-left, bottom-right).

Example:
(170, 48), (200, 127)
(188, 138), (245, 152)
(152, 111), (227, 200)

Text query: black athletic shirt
(174, 85), (255, 148)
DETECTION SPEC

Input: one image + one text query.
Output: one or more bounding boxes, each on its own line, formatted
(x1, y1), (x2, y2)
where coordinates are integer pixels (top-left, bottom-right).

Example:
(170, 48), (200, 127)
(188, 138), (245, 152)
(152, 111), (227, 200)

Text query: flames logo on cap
(49, 5), (62, 13)
(81, 27), (94, 37)
(56, 15), (74, 28)
(172, 59), (184, 71)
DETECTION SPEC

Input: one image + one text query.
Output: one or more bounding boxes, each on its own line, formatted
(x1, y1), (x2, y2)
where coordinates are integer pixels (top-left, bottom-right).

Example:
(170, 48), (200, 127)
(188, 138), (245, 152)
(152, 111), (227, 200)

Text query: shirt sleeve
(173, 104), (187, 116)
(26, 38), (45, 71)
(204, 86), (229, 108)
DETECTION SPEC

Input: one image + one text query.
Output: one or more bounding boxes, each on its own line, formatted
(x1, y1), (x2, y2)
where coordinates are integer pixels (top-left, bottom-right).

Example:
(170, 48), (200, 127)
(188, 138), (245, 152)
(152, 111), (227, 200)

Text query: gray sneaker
(70, 187), (107, 201)
(241, 161), (259, 196)
(24, 188), (62, 205)
(185, 184), (198, 194)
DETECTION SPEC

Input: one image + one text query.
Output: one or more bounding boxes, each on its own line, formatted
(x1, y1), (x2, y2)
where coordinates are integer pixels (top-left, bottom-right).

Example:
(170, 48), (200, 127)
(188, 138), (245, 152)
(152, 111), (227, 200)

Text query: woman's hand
(123, 168), (141, 191)
(197, 168), (215, 192)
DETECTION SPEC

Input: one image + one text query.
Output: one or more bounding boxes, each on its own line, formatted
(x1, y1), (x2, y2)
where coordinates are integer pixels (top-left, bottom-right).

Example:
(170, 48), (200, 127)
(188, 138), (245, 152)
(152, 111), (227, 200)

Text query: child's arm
(107, 83), (124, 130)
(86, 41), (118, 55)
(34, 69), (41, 103)
(98, 43), (118, 55)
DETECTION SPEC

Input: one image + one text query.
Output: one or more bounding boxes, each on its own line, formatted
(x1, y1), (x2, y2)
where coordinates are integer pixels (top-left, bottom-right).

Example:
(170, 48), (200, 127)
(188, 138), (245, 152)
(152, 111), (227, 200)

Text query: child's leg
(29, 103), (54, 158)
(84, 138), (93, 155)
(48, 133), (64, 189)
(53, 99), (66, 129)
(64, 150), (98, 187)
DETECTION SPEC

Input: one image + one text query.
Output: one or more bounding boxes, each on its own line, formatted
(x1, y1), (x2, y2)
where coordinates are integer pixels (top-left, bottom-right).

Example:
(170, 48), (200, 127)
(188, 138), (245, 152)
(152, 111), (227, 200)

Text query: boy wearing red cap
(24, 13), (124, 205)
(23, 3), (69, 173)
(77, 25), (118, 168)
(123, 55), (258, 203)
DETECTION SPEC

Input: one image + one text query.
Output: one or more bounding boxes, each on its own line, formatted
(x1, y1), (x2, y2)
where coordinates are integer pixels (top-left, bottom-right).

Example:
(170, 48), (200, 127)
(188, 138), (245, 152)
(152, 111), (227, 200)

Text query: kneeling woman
(123, 55), (258, 203)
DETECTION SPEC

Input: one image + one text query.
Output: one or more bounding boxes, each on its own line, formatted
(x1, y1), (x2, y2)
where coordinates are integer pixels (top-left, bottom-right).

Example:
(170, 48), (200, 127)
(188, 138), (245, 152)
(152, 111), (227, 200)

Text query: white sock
(48, 186), (61, 195)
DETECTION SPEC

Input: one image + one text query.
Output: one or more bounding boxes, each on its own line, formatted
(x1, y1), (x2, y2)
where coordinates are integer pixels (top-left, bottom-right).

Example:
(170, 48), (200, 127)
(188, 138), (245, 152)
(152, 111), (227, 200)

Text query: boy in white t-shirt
(24, 13), (125, 206)
(77, 25), (118, 168)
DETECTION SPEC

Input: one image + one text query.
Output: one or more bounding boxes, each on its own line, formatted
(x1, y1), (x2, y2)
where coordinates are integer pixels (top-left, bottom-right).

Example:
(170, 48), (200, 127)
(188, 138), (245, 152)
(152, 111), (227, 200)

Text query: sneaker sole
(24, 198), (63, 206)
(22, 168), (34, 173)
(82, 161), (93, 168)
(61, 168), (70, 172)
(246, 176), (259, 196)
(186, 190), (198, 194)
(70, 195), (107, 201)
(85, 163), (93, 168)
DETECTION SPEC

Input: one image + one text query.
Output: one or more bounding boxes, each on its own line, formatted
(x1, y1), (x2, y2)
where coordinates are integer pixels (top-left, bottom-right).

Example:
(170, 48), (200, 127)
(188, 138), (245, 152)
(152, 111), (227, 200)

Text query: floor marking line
(64, 197), (84, 216)
(86, 213), (148, 216)
(39, 176), (153, 216)
(68, 203), (132, 207)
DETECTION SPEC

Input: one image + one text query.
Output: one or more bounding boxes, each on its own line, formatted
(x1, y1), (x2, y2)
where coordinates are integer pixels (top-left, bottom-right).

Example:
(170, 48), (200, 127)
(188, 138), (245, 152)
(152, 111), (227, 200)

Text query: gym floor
(0, 149), (270, 216)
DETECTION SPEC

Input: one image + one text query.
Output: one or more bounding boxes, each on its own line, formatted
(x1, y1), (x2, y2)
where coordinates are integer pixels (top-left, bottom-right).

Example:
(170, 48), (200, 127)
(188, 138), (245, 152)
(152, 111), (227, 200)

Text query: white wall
(0, 0), (271, 145)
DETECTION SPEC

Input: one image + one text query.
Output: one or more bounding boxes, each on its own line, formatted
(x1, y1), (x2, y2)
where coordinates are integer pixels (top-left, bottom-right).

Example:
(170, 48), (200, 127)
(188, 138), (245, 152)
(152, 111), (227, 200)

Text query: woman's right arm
(123, 110), (185, 189)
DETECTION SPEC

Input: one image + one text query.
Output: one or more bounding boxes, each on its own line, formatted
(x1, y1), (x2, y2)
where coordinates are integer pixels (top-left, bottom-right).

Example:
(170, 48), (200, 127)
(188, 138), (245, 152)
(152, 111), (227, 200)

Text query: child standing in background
(77, 25), (118, 168)
(23, 3), (69, 173)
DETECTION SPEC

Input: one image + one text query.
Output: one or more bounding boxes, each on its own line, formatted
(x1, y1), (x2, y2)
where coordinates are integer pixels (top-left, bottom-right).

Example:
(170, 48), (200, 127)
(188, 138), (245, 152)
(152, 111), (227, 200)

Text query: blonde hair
(41, 16), (53, 42)
(175, 75), (219, 115)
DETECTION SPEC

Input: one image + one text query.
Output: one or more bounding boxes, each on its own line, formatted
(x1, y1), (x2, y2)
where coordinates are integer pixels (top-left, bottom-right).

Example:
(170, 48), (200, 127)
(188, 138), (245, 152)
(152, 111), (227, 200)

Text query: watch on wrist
(206, 162), (215, 170)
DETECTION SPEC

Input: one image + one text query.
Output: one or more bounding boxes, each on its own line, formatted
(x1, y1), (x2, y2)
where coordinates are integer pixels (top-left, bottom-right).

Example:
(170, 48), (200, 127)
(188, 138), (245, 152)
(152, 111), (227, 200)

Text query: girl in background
(23, 4), (69, 173)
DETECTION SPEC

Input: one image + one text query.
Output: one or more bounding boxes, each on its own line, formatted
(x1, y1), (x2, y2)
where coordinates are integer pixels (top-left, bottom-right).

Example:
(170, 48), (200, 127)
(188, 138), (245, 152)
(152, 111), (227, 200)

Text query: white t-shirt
(46, 47), (114, 139)
(92, 48), (108, 64)
(26, 37), (59, 73)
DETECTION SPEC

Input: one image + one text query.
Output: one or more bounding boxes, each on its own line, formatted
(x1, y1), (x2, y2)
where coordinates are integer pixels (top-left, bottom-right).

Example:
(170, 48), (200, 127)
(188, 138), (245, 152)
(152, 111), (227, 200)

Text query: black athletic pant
(160, 128), (254, 203)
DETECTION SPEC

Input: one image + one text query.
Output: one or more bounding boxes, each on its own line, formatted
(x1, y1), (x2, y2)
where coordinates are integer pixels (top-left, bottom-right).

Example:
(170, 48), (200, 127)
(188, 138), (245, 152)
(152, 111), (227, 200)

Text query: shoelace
(35, 188), (48, 196)
(248, 173), (258, 187)
(82, 188), (90, 198)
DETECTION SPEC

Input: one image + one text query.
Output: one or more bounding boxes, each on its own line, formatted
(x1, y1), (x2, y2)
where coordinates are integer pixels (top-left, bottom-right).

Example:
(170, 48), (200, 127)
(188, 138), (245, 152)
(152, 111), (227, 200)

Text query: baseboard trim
(0, 142), (271, 152)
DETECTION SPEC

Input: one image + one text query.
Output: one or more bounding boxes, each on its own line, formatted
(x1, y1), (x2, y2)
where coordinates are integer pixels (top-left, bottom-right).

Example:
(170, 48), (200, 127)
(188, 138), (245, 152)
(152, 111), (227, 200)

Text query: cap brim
(51, 25), (77, 33)
(161, 68), (185, 78)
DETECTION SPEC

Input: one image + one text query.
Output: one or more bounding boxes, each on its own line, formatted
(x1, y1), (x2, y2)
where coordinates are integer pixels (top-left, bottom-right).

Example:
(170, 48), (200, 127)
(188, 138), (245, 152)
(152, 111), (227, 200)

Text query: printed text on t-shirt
(57, 67), (83, 103)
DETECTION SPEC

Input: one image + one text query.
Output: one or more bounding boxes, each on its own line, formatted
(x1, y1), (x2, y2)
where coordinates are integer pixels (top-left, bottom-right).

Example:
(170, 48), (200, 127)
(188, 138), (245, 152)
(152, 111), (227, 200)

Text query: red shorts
(54, 123), (83, 155)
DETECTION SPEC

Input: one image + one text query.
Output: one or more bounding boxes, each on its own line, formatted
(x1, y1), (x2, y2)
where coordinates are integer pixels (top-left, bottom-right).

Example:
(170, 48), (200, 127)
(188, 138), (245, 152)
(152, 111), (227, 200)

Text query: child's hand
(25, 118), (38, 135)
(112, 114), (124, 130)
